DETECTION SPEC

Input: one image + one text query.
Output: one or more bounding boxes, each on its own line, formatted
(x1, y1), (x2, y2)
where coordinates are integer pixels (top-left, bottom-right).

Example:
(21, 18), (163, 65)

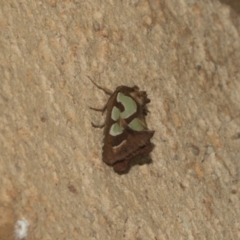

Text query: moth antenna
(87, 76), (113, 95)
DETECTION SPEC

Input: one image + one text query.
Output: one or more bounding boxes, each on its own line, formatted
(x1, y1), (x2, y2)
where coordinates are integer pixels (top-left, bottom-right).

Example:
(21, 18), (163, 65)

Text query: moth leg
(89, 101), (108, 116)
(87, 76), (113, 95)
(89, 102), (107, 114)
(91, 122), (105, 128)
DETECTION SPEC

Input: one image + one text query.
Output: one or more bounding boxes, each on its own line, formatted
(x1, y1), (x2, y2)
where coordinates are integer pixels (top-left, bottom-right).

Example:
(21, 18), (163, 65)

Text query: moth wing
(113, 140), (154, 173)
(102, 129), (154, 165)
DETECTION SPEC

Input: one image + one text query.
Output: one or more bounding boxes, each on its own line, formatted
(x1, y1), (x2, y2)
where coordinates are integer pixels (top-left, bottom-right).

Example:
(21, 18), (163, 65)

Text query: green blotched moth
(88, 77), (155, 173)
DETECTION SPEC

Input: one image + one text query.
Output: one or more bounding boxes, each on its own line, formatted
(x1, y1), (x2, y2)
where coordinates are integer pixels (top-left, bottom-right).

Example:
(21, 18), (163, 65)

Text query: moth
(88, 77), (155, 173)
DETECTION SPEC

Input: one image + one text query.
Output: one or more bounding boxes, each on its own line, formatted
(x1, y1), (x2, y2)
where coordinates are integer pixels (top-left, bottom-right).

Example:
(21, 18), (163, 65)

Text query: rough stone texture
(0, 0), (240, 239)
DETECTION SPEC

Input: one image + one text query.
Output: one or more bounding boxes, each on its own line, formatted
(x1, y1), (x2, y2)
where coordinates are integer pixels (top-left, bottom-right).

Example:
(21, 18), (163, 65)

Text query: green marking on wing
(128, 118), (144, 131)
(109, 92), (140, 136)
(109, 123), (124, 136)
(111, 106), (121, 121)
(117, 92), (137, 119)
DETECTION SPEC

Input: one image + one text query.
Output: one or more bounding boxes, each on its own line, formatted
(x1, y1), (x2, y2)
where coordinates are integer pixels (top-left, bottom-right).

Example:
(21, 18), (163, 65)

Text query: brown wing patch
(102, 129), (154, 165)
(113, 141), (154, 173)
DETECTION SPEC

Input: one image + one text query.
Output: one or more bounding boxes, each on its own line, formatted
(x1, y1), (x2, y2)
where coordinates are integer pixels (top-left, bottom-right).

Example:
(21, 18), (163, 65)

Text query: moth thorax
(129, 91), (148, 106)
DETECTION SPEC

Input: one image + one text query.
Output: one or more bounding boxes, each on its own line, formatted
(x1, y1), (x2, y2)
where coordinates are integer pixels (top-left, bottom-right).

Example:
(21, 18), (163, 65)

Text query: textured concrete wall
(1, 0), (240, 239)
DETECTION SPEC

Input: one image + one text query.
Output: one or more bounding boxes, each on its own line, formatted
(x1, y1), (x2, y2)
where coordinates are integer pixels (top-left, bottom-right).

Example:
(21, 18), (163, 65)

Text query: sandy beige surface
(1, 0), (240, 239)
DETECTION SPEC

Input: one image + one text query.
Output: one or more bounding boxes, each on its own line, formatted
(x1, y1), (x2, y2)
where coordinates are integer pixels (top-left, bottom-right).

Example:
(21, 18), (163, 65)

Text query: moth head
(130, 86), (150, 107)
